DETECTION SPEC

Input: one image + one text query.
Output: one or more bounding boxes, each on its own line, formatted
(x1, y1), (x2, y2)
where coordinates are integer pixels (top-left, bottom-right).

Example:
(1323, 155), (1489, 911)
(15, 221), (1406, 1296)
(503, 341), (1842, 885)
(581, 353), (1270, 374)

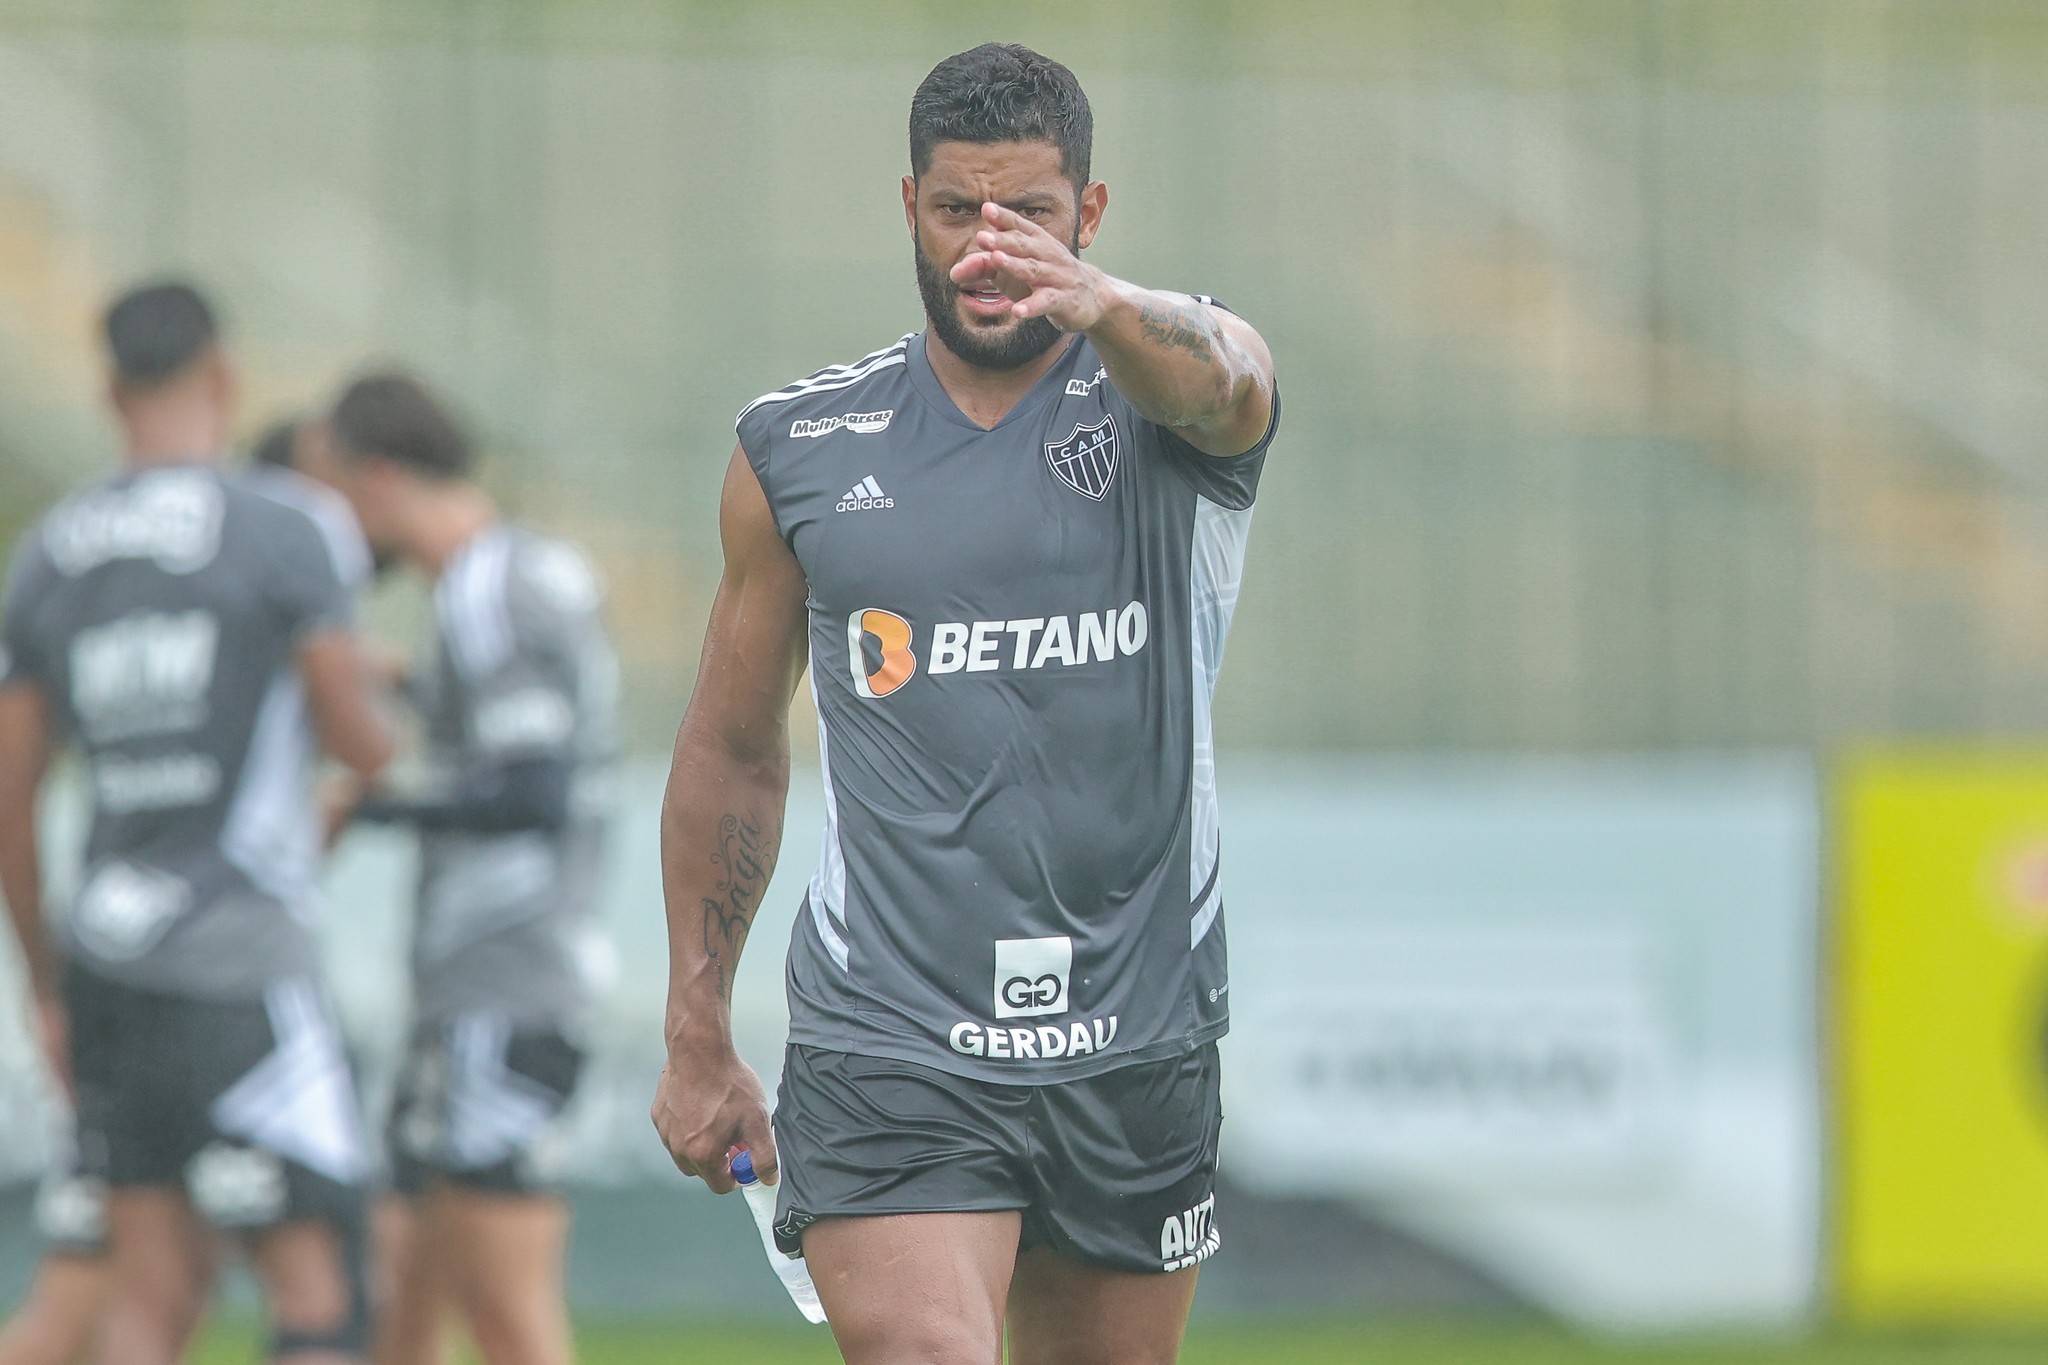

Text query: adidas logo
(836, 477), (895, 513)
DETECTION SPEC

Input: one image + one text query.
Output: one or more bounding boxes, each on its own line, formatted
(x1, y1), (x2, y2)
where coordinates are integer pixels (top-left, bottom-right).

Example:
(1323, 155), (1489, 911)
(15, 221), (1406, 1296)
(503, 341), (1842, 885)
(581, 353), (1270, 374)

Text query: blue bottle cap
(730, 1149), (759, 1185)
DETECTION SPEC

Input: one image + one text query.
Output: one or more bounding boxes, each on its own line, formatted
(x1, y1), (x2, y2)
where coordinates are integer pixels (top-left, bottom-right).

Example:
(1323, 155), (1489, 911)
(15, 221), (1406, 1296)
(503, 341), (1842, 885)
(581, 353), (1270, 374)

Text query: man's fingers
(700, 1156), (739, 1196)
(975, 226), (1057, 260)
(951, 250), (1040, 286)
(742, 1115), (780, 1185)
(951, 251), (1052, 292)
(1012, 288), (1071, 321)
(979, 202), (1053, 240)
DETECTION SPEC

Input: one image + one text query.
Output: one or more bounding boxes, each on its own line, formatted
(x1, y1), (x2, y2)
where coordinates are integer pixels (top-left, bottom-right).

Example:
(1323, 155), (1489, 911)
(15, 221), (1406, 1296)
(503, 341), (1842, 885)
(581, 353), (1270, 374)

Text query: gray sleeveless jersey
(0, 463), (367, 1000)
(737, 315), (1274, 1084)
(407, 524), (618, 1028)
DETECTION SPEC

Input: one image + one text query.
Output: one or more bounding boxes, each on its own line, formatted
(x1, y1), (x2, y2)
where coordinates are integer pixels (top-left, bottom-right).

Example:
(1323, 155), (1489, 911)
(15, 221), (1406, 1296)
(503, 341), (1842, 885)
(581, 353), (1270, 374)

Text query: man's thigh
(99, 1188), (220, 1361)
(421, 1186), (573, 1365)
(803, 1212), (1022, 1365)
(424, 1185), (570, 1298)
(1006, 1245), (1199, 1365)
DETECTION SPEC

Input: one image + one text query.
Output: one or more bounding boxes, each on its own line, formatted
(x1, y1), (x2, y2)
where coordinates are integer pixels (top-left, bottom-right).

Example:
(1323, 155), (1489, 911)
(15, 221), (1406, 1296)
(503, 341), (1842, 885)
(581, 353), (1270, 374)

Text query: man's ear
(902, 175), (919, 238)
(1076, 180), (1108, 251)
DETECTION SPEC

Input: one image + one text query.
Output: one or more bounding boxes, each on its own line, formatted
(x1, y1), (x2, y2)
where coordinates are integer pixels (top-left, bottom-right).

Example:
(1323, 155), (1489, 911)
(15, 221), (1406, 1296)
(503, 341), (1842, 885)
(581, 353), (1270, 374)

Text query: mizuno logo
(835, 477), (894, 513)
(792, 409), (894, 439)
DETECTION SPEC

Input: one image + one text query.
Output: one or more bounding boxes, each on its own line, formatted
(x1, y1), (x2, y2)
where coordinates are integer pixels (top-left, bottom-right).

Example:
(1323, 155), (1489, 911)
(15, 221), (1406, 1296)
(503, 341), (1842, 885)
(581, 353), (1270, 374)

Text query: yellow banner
(1838, 750), (2048, 1319)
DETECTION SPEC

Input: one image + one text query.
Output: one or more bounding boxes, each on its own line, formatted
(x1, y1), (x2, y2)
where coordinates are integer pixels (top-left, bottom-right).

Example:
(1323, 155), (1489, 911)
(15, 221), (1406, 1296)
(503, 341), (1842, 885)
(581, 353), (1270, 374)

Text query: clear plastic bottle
(730, 1149), (826, 1324)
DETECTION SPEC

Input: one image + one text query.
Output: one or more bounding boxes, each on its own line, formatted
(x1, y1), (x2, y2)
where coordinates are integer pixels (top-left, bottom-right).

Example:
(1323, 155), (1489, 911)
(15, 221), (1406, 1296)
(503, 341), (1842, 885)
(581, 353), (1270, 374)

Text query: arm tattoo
(701, 813), (766, 1000)
(1137, 301), (1217, 364)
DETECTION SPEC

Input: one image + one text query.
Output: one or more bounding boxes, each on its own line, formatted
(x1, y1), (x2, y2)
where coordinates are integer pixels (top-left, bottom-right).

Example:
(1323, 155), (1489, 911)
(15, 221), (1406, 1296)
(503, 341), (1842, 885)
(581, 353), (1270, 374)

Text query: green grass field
(189, 1319), (2048, 1365)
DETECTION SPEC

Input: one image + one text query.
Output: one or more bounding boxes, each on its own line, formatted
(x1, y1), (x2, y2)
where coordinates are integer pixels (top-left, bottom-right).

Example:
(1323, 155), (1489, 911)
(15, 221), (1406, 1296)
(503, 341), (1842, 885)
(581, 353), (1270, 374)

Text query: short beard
(915, 224), (1069, 373)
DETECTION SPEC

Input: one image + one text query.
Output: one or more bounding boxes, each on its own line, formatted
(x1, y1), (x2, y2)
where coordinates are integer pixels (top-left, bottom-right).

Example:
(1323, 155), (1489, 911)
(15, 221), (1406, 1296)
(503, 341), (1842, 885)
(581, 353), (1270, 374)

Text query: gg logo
(847, 608), (915, 699)
(1002, 974), (1065, 1011)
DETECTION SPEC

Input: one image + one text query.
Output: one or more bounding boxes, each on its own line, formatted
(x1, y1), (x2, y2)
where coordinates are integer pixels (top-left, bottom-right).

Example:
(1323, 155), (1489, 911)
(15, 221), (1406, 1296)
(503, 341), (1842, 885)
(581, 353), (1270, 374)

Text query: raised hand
(949, 202), (1115, 332)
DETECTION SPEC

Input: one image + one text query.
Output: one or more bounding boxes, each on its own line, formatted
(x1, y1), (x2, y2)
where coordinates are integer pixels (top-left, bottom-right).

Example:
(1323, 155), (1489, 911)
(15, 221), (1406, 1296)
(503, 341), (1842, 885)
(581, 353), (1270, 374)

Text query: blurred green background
(4, 0), (2043, 751)
(6, 0), (2048, 1356)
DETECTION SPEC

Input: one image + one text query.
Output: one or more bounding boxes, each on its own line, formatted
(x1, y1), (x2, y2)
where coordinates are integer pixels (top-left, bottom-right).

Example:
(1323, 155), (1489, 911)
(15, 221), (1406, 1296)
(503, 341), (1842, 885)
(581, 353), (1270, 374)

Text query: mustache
(913, 223), (1074, 372)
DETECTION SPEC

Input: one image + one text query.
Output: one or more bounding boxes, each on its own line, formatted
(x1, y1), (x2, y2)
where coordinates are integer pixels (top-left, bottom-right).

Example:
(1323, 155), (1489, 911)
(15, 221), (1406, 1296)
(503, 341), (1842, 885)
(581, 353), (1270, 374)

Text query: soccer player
(0, 1120), (106, 1365)
(649, 43), (1279, 1365)
(0, 281), (395, 1364)
(319, 372), (617, 1365)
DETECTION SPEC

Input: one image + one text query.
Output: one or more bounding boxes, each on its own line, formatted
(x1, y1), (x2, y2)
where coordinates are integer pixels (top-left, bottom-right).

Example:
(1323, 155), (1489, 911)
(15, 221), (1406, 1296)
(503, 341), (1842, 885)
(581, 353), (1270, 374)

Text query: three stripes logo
(1045, 416), (1119, 501)
(835, 477), (894, 513)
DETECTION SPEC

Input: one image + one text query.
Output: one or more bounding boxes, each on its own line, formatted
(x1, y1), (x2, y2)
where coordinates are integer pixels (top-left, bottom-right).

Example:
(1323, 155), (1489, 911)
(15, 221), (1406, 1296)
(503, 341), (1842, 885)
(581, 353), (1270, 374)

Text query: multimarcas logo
(846, 601), (1149, 699)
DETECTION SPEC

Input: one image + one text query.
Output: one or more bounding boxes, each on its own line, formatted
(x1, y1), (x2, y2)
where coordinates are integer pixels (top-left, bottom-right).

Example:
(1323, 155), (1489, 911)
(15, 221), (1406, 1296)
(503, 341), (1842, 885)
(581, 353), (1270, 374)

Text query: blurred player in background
(0, 281), (395, 1364)
(318, 372), (618, 1365)
(650, 43), (1277, 1365)
(0, 411), (360, 1365)
(0, 1117), (105, 1365)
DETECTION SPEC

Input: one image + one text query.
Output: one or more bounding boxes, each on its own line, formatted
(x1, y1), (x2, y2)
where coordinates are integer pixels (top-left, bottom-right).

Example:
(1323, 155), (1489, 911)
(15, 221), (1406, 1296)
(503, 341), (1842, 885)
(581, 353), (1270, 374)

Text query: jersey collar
(906, 331), (1089, 434)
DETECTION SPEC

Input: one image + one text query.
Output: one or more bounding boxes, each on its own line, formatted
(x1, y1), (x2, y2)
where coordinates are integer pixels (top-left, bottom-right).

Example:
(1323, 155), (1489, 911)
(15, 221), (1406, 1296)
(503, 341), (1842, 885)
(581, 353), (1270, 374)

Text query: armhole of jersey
(1152, 386), (1280, 512)
(735, 426), (795, 550)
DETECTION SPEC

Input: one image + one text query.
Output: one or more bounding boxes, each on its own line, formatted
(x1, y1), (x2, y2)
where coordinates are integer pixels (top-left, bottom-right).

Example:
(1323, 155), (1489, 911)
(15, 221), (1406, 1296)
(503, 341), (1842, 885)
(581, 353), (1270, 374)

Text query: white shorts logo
(73, 862), (192, 961)
(994, 936), (1072, 1019)
(186, 1142), (288, 1228)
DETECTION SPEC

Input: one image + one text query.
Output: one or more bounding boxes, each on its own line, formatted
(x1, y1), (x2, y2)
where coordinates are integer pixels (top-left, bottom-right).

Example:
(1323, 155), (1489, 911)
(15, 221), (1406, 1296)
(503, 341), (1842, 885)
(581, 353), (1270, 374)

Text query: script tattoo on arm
(702, 813), (766, 1001)
(1137, 300), (1217, 364)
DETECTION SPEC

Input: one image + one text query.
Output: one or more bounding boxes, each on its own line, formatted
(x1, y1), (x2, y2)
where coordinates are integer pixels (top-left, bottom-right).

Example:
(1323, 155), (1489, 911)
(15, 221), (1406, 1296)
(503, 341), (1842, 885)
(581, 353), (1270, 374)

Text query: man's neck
(409, 485), (500, 578)
(122, 401), (224, 469)
(924, 328), (1075, 430)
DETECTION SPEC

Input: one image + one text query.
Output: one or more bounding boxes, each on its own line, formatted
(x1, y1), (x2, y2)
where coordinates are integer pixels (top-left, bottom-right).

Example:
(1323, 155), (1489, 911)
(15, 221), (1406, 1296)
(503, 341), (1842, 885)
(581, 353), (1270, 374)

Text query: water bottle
(730, 1149), (826, 1324)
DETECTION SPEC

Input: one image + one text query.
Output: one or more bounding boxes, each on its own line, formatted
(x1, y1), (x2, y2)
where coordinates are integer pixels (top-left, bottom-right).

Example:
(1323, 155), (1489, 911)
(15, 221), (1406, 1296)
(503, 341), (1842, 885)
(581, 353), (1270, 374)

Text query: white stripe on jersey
(736, 337), (914, 424)
(439, 529), (516, 681)
(1188, 496), (1253, 948)
(806, 671), (852, 973)
(219, 670), (320, 915)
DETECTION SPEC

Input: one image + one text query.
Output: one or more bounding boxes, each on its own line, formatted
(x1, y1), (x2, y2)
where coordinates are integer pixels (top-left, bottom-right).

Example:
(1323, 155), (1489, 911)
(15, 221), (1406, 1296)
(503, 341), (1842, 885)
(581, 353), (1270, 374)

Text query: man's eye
(939, 204), (975, 216)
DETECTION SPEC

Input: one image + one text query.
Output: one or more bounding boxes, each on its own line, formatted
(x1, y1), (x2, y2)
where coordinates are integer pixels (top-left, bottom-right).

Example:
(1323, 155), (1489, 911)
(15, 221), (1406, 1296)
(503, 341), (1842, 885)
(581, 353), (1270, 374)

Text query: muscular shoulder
(235, 467), (372, 589)
(505, 529), (606, 628)
(437, 526), (604, 681)
(734, 335), (914, 454)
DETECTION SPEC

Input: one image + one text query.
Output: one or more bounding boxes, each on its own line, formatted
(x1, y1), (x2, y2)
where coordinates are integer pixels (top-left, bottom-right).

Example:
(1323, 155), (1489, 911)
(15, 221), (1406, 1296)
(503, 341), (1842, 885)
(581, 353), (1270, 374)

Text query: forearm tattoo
(702, 813), (766, 1000)
(1137, 300), (1217, 364)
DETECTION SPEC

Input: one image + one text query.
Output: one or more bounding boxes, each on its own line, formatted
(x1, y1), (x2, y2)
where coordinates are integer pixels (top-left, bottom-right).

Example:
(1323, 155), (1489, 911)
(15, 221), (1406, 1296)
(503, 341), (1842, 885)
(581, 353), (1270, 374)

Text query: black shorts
(386, 1014), (585, 1197)
(771, 1042), (1223, 1275)
(64, 965), (372, 1233)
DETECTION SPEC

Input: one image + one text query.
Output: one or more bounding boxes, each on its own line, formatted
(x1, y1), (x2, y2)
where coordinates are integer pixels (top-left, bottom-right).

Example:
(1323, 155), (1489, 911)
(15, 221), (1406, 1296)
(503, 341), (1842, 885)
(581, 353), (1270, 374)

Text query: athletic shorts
(386, 1014), (584, 1197)
(64, 965), (372, 1233)
(771, 1042), (1223, 1275)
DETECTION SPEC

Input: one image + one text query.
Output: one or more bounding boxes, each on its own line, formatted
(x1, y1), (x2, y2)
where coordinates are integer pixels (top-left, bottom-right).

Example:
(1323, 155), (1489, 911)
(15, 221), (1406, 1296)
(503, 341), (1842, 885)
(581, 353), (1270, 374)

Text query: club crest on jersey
(1045, 417), (1119, 501)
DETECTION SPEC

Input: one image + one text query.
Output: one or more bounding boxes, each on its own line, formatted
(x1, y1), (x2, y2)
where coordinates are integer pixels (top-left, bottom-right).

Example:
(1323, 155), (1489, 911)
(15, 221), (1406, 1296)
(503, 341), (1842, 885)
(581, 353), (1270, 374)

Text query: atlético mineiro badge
(1045, 417), (1119, 501)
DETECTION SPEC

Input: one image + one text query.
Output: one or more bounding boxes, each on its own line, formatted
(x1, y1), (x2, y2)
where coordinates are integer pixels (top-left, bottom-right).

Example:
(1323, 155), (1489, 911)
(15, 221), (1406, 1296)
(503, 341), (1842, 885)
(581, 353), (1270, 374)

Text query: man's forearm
(0, 800), (51, 998)
(659, 724), (788, 1052)
(1084, 280), (1264, 432)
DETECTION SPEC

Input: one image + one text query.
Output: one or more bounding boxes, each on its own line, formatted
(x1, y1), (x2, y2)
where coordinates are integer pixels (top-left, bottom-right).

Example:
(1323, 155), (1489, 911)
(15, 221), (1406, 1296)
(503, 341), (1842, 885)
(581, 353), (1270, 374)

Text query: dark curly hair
(910, 43), (1092, 186)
